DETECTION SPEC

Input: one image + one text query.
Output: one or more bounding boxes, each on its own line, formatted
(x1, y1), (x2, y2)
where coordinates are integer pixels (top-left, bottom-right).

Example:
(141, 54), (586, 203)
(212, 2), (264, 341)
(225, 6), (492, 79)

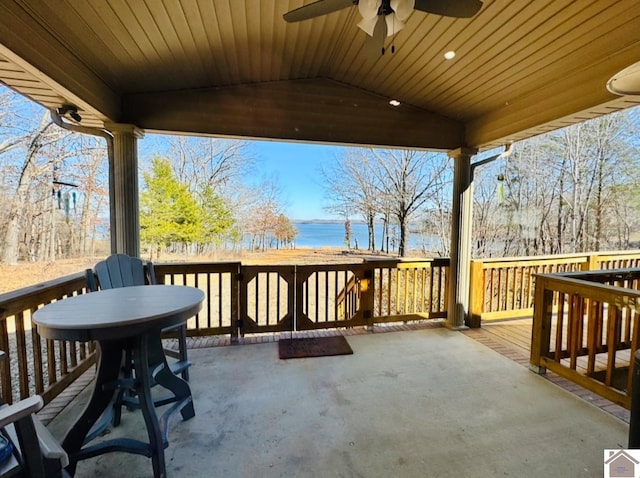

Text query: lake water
(293, 222), (442, 252)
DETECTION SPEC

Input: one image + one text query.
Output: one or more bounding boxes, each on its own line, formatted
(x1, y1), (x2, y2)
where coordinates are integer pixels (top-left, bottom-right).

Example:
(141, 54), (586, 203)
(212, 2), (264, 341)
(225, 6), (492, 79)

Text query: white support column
(104, 123), (144, 257)
(447, 147), (478, 329)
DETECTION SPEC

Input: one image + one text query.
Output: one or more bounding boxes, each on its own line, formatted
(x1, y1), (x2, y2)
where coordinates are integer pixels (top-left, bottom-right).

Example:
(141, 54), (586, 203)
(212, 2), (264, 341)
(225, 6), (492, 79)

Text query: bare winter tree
(71, 135), (109, 255)
(1, 111), (69, 264)
(241, 175), (289, 251)
(497, 138), (563, 256)
(422, 186), (452, 257)
(0, 91), (34, 157)
(368, 149), (450, 257)
(469, 164), (502, 257)
(164, 136), (254, 193)
(475, 108), (640, 256)
(321, 150), (381, 250)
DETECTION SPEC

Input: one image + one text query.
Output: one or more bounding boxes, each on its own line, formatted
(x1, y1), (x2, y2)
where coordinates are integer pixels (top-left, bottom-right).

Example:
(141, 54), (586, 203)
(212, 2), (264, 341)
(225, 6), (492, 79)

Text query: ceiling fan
(284, 0), (483, 56)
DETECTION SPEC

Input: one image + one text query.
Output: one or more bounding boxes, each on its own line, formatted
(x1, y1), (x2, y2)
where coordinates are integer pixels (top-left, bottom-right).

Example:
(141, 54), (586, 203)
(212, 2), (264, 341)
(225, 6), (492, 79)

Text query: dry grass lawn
(0, 247), (404, 294)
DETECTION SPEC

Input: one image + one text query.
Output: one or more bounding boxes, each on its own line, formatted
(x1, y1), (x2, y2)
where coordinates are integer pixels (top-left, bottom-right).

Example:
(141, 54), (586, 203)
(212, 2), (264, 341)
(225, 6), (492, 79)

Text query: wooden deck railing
(154, 262), (241, 338)
(530, 268), (640, 408)
(366, 258), (448, 323)
(0, 273), (95, 405)
(0, 258), (448, 406)
(470, 250), (640, 325)
(2, 251), (638, 409)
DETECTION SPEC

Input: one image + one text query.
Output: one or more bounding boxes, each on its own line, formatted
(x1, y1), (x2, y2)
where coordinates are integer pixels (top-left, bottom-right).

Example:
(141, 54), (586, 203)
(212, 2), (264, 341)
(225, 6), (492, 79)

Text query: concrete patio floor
(47, 326), (628, 477)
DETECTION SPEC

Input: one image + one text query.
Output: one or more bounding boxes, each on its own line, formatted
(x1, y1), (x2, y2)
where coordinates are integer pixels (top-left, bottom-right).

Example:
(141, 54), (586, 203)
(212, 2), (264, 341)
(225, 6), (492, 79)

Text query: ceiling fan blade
(283, 0), (355, 22)
(414, 0), (483, 18)
(362, 15), (387, 60)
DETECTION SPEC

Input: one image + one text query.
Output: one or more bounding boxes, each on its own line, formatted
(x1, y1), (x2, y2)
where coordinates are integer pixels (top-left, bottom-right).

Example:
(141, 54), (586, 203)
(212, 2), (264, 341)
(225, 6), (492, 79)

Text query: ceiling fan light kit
(358, 0), (414, 37)
(607, 61), (640, 96)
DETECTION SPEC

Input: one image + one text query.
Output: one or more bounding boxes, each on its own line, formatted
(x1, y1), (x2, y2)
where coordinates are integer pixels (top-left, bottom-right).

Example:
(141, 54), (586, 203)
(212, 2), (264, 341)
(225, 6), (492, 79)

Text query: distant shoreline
(293, 219), (387, 225)
(293, 219), (354, 224)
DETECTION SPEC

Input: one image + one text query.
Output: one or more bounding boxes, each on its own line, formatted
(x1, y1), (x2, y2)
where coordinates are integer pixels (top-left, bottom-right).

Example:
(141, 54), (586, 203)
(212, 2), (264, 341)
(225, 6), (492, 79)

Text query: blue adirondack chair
(85, 254), (191, 425)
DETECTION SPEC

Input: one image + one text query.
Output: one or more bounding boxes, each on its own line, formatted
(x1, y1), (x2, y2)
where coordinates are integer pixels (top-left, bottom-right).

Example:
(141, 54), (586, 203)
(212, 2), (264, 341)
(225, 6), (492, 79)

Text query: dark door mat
(279, 336), (353, 359)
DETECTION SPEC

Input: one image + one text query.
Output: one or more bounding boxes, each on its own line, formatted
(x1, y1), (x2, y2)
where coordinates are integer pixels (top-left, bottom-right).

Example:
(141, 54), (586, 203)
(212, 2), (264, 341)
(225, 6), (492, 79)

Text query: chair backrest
(86, 253), (156, 292)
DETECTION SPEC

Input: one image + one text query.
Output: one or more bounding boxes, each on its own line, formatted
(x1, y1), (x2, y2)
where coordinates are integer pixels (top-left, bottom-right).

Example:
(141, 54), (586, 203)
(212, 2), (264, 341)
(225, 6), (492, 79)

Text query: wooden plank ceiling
(0, 0), (639, 151)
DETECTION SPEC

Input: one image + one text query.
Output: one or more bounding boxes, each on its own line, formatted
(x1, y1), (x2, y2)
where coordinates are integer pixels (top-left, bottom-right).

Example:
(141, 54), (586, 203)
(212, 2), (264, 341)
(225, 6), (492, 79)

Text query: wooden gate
(239, 265), (296, 334)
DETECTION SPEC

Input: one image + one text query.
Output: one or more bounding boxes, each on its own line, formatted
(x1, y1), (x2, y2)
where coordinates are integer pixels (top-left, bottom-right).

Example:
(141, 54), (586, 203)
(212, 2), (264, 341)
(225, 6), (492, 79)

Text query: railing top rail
(474, 257), (588, 269)
(363, 257), (448, 267)
(296, 263), (366, 272)
(535, 272), (640, 303)
(550, 267), (640, 281)
(0, 272), (86, 320)
(154, 261), (241, 270)
(294, 258), (447, 272)
(239, 264), (297, 273)
(472, 250), (640, 267)
(592, 252), (640, 260)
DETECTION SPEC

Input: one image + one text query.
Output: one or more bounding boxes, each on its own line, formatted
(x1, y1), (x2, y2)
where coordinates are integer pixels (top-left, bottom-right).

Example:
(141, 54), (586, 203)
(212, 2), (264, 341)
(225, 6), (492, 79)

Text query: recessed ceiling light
(389, 99), (401, 107)
(444, 51), (456, 60)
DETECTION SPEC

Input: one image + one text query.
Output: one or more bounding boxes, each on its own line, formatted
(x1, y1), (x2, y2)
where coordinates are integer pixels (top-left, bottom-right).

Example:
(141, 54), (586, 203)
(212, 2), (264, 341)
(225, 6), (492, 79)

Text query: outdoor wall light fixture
(607, 60), (640, 96)
(57, 104), (82, 122)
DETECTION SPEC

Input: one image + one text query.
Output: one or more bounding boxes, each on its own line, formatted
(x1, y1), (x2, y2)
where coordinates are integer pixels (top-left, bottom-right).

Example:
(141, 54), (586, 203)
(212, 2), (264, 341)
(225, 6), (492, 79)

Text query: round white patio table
(33, 284), (204, 478)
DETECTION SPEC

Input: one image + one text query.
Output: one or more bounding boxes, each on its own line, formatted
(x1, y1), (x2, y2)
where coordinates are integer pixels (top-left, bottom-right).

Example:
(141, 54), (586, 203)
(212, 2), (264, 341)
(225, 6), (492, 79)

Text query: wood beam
(122, 79), (465, 150)
(0, 1), (120, 121)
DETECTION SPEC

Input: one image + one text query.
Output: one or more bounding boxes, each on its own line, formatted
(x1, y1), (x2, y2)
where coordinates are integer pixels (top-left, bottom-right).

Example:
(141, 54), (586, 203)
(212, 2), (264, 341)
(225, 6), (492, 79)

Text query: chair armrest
(1, 396), (69, 469)
(0, 396), (43, 429)
(32, 416), (69, 467)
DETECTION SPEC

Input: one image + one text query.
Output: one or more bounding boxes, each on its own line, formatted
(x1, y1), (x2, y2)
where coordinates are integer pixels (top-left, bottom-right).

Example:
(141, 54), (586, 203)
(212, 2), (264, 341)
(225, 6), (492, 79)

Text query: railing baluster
(380, 269), (393, 315)
(586, 299), (598, 376)
(396, 268), (402, 315)
(324, 271), (329, 322)
(628, 306), (640, 396)
(14, 311), (29, 399)
(605, 305), (619, 386)
(304, 272), (311, 322)
(554, 292), (565, 361)
(193, 272), (201, 329)
(0, 322), (11, 404)
(314, 272), (319, 323)
(402, 269), (409, 315)
(266, 272), (271, 326)
(255, 272), (260, 325)
(568, 295), (578, 371)
(206, 273), (212, 329)
(46, 338), (56, 386)
(335, 270), (340, 321)
(32, 322), (44, 394)
(411, 267), (418, 314)
(277, 271), (282, 324)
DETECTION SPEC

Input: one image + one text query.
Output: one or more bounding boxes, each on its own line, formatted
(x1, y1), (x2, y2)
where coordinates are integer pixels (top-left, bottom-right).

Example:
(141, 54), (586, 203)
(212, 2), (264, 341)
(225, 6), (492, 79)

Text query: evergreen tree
(197, 186), (235, 249)
(140, 157), (201, 254)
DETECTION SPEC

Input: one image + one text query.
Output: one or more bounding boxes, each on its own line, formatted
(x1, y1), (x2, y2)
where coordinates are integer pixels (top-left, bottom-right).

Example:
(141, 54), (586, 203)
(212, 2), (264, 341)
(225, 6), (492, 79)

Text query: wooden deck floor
(463, 318), (631, 423)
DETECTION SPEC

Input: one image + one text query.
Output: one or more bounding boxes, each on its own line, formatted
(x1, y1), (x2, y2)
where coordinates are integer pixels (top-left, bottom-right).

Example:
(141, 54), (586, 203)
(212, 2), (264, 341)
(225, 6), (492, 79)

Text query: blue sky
(140, 134), (347, 220)
(251, 140), (346, 220)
